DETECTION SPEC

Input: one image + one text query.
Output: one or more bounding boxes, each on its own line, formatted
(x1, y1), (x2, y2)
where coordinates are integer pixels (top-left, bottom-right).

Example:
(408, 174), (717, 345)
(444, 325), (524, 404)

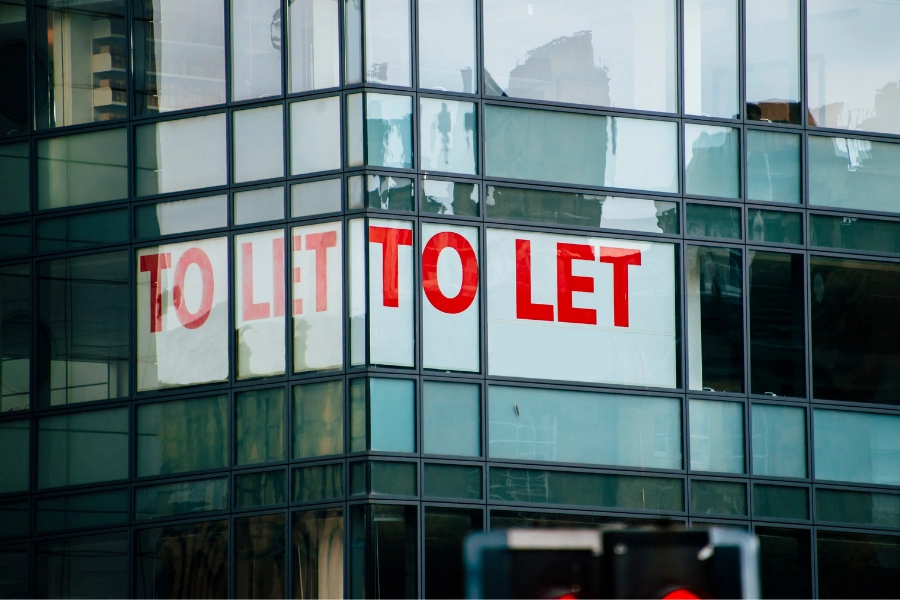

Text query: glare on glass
(684, 0), (739, 118)
(809, 135), (900, 215)
(418, 0), (476, 93)
(289, 0), (340, 93)
(291, 97), (341, 175)
(685, 124), (740, 199)
(483, 0), (676, 112)
(231, 0), (282, 101)
(233, 105), (285, 183)
(366, 93), (413, 169)
(419, 98), (477, 175)
(364, 0), (411, 86)
(745, 0), (800, 123)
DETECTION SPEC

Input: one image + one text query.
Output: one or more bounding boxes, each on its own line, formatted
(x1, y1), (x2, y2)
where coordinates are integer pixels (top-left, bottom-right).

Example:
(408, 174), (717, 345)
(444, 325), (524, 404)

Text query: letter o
(421, 232), (478, 314)
(173, 248), (215, 330)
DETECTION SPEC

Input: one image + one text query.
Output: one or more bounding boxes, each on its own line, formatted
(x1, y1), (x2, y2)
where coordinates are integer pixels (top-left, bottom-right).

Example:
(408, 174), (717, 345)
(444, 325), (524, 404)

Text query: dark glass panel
(689, 479), (747, 516)
(293, 463), (343, 502)
(36, 489), (128, 532)
(293, 380), (343, 459)
(236, 387), (285, 465)
(0, 264), (30, 411)
(370, 461), (416, 497)
(0, 419), (28, 493)
(811, 256), (900, 404)
(687, 246), (744, 393)
(749, 251), (805, 397)
(686, 203), (742, 239)
(37, 128), (128, 209)
(0, 1), (27, 136)
(489, 467), (684, 512)
(811, 214), (900, 255)
(756, 526), (811, 599)
(424, 507), (482, 599)
(0, 142), (29, 214)
(423, 463), (482, 500)
(37, 408), (129, 488)
(350, 504), (417, 599)
(135, 477), (228, 520)
(35, 532), (128, 599)
(0, 221), (29, 258)
(752, 484), (809, 521)
(292, 508), (344, 600)
(37, 208), (128, 251)
(0, 501), (28, 538)
(490, 510), (653, 530)
(817, 530), (900, 599)
(0, 543), (28, 598)
(235, 469), (286, 509)
(421, 180), (479, 217)
(235, 513), (286, 599)
(748, 209), (802, 245)
(816, 487), (900, 528)
(350, 461), (365, 496)
(37, 251), (129, 406)
(135, 520), (228, 599)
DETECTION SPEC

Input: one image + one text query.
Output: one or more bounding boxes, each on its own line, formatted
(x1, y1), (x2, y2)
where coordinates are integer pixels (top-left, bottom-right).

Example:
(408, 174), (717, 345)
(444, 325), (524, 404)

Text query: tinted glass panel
(809, 135), (900, 214)
(231, 0), (281, 101)
(0, 502), (28, 538)
(757, 526), (812, 599)
(421, 180), (479, 216)
(236, 387), (284, 465)
(37, 128), (127, 209)
(684, 124), (740, 199)
(137, 395), (229, 477)
(0, 1), (27, 136)
(423, 463), (482, 500)
(292, 508), (344, 600)
(811, 256), (900, 403)
(0, 543), (28, 597)
(349, 504), (417, 599)
(746, 130), (801, 203)
(483, 0), (676, 112)
(291, 178), (341, 217)
(37, 208), (128, 251)
(745, 0), (800, 123)
(293, 463), (343, 502)
(0, 221), (29, 258)
(36, 489), (128, 532)
(491, 510), (651, 530)
(689, 399), (744, 474)
(293, 380), (343, 459)
(364, 0), (410, 87)
(419, 98), (476, 175)
(485, 105), (678, 194)
(291, 97), (341, 175)
(423, 381), (480, 457)
(369, 378), (415, 453)
(133, 0), (226, 114)
(134, 195), (228, 239)
(366, 94), (413, 169)
(234, 105), (284, 183)
(749, 251), (805, 397)
(753, 484), (809, 520)
(817, 487), (900, 528)
(348, 174), (414, 211)
(424, 507), (482, 599)
(814, 409), (900, 486)
(235, 513), (286, 599)
(811, 214), (900, 255)
(752, 404), (807, 478)
(748, 209), (802, 245)
(235, 469), (286, 509)
(418, 0), (476, 93)
(135, 520), (228, 599)
(0, 142), (28, 214)
(370, 461), (416, 496)
(0, 264), (30, 412)
(817, 531), (900, 599)
(288, 0), (340, 93)
(690, 479), (747, 516)
(37, 408), (128, 488)
(684, 0), (739, 118)
(686, 203), (741, 239)
(35, 532), (128, 599)
(135, 477), (228, 520)
(0, 419), (28, 493)
(234, 187), (284, 225)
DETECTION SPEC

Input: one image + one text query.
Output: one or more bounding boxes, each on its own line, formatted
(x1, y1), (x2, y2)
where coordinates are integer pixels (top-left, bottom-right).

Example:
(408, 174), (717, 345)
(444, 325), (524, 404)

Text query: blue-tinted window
(751, 404), (806, 478)
(815, 409), (900, 486)
(423, 381), (480, 457)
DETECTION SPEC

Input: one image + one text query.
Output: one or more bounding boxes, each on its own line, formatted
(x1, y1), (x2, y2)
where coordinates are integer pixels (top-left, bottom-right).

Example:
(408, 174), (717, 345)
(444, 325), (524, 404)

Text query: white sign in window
(368, 218), (415, 367)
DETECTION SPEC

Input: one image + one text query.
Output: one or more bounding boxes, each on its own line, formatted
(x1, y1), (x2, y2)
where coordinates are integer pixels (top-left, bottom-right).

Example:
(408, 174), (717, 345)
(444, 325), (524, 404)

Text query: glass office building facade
(1, 0), (900, 597)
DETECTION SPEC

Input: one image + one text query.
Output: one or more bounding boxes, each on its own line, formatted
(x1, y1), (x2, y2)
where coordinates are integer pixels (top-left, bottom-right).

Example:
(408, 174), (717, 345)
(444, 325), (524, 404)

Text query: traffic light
(465, 527), (760, 599)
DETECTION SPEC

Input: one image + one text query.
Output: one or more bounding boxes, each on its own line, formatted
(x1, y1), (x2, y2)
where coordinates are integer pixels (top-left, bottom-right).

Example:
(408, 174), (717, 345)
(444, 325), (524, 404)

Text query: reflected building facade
(2, 0), (900, 598)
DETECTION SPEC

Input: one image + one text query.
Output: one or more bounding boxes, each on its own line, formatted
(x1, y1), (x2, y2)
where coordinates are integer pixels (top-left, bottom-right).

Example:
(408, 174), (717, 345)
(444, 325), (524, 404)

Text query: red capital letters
(292, 234), (303, 315)
(422, 231), (479, 314)
(369, 226), (413, 307)
(599, 247), (642, 327)
(515, 239), (554, 321)
(272, 236), (285, 318)
(173, 248), (215, 330)
(557, 243), (597, 325)
(241, 242), (271, 321)
(139, 252), (172, 333)
(306, 231), (337, 312)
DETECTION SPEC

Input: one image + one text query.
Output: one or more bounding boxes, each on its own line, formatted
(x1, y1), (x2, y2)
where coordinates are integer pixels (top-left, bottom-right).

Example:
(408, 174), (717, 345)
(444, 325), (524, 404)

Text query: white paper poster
(369, 219), (414, 366)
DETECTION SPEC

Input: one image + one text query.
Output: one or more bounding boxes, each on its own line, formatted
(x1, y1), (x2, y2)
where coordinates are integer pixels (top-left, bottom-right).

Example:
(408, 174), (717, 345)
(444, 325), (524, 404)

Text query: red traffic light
(661, 589), (701, 600)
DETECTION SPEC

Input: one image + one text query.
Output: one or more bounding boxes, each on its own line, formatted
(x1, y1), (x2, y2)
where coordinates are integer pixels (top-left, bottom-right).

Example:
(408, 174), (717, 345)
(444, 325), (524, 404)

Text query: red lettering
(139, 252), (172, 333)
(272, 236), (285, 318)
(306, 231), (337, 312)
(241, 242), (270, 321)
(515, 239), (554, 321)
(557, 243), (597, 325)
(369, 226), (413, 308)
(422, 231), (479, 314)
(599, 247), (642, 327)
(173, 248), (215, 330)
(292, 234), (303, 315)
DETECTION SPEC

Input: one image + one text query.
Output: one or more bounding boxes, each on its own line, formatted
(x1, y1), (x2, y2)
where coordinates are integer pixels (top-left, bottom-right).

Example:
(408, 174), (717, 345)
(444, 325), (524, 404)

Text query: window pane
(236, 388), (285, 465)
(685, 124), (740, 199)
(370, 461), (416, 496)
(817, 531), (900, 599)
(0, 264), (29, 412)
(808, 0), (900, 135)
(749, 252), (805, 397)
(234, 187), (284, 225)
(135, 477), (228, 520)
(689, 399), (744, 474)
(0, 1), (27, 136)
(235, 229), (286, 379)
(349, 174), (415, 211)
(135, 114), (227, 197)
(0, 543), (28, 597)
(424, 507), (482, 600)
(37, 128), (127, 209)
(809, 135), (900, 214)
(817, 487), (900, 528)
(349, 379), (366, 452)
(291, 97), (341, 175)
(364, 0), (410, 86)
(39, 252), (129, 406)
(690, 480), (747, 516)
(346, 93), (364, 167)
(490, 386), (681, 470)
(489, 466), (684, 512)
(422, 180), (479, 217)
(137, 395), (229, 477)
(747, 130), (801, 203)
(0, 419), (28, 493)
(687, 246), (744, 393)
(348, 221), (365, 366)
(235, 514), (286, 599)
(366, 93), (413, 169)
(423, 381), (480, 457)
(349, 504), (417, 599)
(36, 489), (128, 533)
(811, 256), (900, 402)
(136, 238), (229, 390)
(485, 105), (678, 193)
(35, 532), (128, 599)
(0, 221), (28, 258)
(35, 3), (127, 128)
(423, 463), (482, 500)
(0, 142), (28, 214)
(418, 0), (476, 93)
(234, 105), (284, 183)
(135, 520), (228, 599)
(294, 463), (343, 502)
(133, 0), (226, 114)
(0, 503), (28, 538)
(811, 214), (900, 255)
(757, 526), (812, 600)
(685, 203), (742, 239)
(289, 0), (340, 93)
(419, 98), (476, 175)
(483, 0), (676, 112)
(293, 380), (343, 459)
(291, 178), (341, 217)
(292, 221), (343, 372)
(37, 208), (129, 251)
(814, 408), (900, 485)
(235, 469), (286, 508)
(367, 219), (415, 366)
(135, 195), (227, 239)
(753, 484), (809, 520)
(37, 408), (128, 488)
(231, 0), (281, 101)
(292, 508), (344, 600)
(491, 510), (650, 530)
(745, 0), (800, 123)
(366, 378), (414, 453)
(684, 0), (739, 118)
(751, 404), (806, 478)
(748, 209), (802, 245)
